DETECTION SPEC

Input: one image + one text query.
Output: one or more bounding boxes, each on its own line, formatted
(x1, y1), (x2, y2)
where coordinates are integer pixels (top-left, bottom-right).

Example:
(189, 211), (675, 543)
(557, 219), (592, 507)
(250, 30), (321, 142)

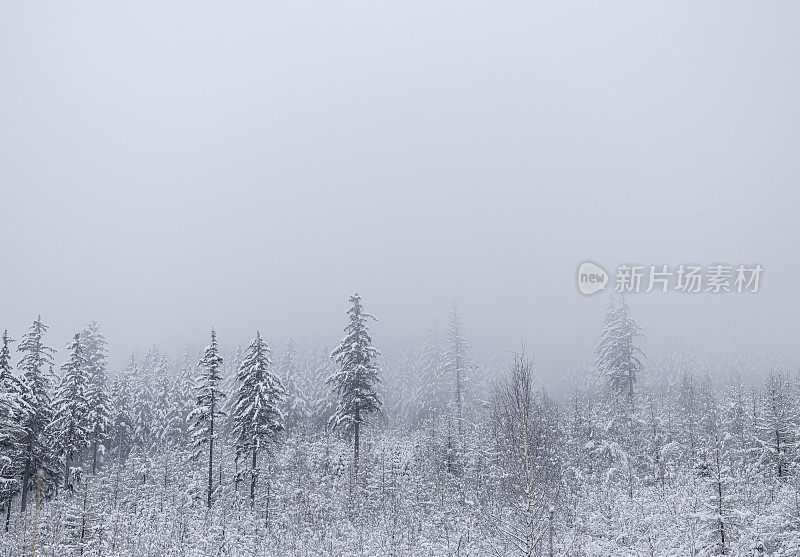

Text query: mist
(2, 2), (799, 381)
(4, 3), (800, 556)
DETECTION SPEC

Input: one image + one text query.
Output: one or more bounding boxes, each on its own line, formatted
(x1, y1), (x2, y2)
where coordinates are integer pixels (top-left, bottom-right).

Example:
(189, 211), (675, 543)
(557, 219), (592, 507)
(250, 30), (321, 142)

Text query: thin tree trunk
(208, 413), (214, 509)
(265, 481), (270, 529)
(353, 409), (360, 483)
(20, 444), (31, 511)
(92, 441), (98, 475)
(250, 444), (257, 510)
(4, 497), (11, 532)
(64, 451), (72, 490)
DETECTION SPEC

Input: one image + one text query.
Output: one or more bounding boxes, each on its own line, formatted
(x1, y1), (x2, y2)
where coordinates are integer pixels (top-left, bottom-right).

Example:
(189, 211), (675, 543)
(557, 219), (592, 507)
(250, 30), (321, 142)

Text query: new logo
(577, 261), (608, 295)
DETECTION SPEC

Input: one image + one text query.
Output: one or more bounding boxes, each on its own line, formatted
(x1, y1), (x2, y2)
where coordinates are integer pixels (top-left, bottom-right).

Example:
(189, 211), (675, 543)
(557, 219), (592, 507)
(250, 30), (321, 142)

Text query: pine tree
(698, 390), (736, 555)
(110, 374), (134, 462)
(757, 370), (795, 480)
(17, 315), (56, 511)
(416, 321), (444, 426)
(232, 331), (285, 508)
(444, 301), (468, 473)
(327, 293), (382, 480)
(595, 294), (645, 403)
(0, 330), (19, 388)
(307, 342), (336, 430)
(81, 322), (110, 474)
(188, 328), (226, 508)
(127, 353), (152, 452)
(0, 330), (25, 529)
(280, 339), (307, 430)
(176, 349), (196, 443)
(678, 369), (700, 467)
(50, 333), (90, 490)
(151, 353), (183, 448)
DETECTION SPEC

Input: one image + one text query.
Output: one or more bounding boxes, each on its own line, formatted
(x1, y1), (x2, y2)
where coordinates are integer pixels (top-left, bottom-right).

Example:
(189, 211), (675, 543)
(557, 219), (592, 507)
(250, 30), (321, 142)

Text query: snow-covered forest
(1, 293), (799, 557)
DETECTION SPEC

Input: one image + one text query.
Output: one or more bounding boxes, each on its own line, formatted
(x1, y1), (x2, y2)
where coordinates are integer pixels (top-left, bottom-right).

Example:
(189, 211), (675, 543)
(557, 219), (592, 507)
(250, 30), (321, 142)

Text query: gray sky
(1, 1), (799, 382)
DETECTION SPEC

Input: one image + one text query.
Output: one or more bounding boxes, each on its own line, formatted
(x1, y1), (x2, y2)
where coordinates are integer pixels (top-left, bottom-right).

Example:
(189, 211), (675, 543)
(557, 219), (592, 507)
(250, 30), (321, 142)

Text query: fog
(1, 1), (799, 386)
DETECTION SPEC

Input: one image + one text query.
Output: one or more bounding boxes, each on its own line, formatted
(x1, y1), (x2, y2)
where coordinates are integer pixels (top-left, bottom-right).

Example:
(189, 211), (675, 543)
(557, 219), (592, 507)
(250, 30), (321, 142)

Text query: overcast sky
(1, 2), (798, 382)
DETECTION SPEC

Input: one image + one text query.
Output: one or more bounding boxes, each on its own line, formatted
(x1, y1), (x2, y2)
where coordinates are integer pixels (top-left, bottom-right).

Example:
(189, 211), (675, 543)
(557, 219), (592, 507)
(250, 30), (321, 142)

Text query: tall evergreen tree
(109, 373), (134, 463)
(416, 321), (444, 426)
(698, 390), (736, 555)
(50, 333), (90, 490)
(327, 293), (382, 480)
(757, 370), (795, 480)
(232, 331), (285, 508)
(0, 330), (25, 529)
(595, 294), (645, 403)
(81, 322), (110, 474)
(17, 315), (56, 510)
(149, 352), (184, 448)
(308, 342), (336, 429)
(444, 301), (468, 472)
(280, 339), (307, 430)
(133, 347), (159, 451)
(188, 328), (226, 508)
(176, 349), (197, 443)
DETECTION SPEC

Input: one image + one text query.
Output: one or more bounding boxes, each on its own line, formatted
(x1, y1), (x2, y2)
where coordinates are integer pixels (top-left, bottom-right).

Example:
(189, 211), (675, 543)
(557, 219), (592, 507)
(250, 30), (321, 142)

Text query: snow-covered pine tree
(0, 329), (20, 390)
(151, 353), (183, 448)
(128, 353), (155, 452)
(415, 321), (444, 427)
(697, 390), (736, 555)
(327, 293), (382, 480)
(594, 294), (645, 403)
(188, 328), (226, 508)
(279, 339), (307, 431)
(444, 301), (468, 473)
(0, 329), (25, 529)
(81, 322), (111, 474)
(50, 333), (91, 490)
(678, 369), (700, 467)
(176, 349), (196, 443)
(109, 373), (134, 463)
(17, 315), (56, 510)
(307, 342), (336, 430)
(232, 331), (285, 508)
(136, 347), (162, 451)
(757, 370), (795, 480)
(59, 475), (102, 555)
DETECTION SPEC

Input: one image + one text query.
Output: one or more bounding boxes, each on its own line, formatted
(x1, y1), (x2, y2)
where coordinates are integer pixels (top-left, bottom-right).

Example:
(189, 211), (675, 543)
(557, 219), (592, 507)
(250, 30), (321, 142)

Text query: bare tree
(492, 350), (559, 556)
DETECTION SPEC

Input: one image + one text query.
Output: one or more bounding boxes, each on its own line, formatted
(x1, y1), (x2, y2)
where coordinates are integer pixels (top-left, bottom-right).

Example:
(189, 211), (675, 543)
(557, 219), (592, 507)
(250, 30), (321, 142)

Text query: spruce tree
(595, 294), (645, 403)
(698, 390), (735, 555)
(177, 349), (196, 443)
(308, 342), (336, 429)
(133, 347), (157, 451)
(280, 339), (307, 430)
(0, 330), (25, 529)
(17, 315), (56, 510)
(327, 293), (382, 480)
(110, 374), (134, 463)
(81, 322), (110, 474)
(416, 321), (444, 426)
(757, 370), (794, 480)
(188, 328), (226, 508)
(232, 331), (285, 508)
(50, 333), (90, 490)
(444, 302), (468, 472)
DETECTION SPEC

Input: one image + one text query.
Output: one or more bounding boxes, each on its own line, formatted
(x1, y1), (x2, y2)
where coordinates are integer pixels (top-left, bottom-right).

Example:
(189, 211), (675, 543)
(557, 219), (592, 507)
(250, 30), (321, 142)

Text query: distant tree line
(0, 293), (798, 556)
